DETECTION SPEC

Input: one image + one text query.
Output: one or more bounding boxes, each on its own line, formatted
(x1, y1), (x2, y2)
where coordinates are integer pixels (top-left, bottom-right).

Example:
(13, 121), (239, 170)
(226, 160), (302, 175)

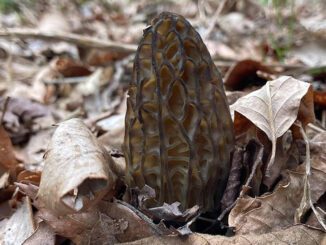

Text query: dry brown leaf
(119, 225), (326, 245)
(85, 213), (128, 245)
(37, 118), (117, 215)
(230, 76), (314, 174)
(36, 207), (99, 241)
(0, 97), (51, 144)
(3, 197), (35, 244)
(35, 199), (160, 244)
(17, 170), (41, 185)
(0, 125), (18, 174)
(81, 48), (130, 66)
(224, 59), (275, 91)
(228, 149), (326, 235)
(314, 90), (326, 108)
(99, 201), (167, 243)
(52, 57), (92, 77)
(0, 199), (13, 220)
(228, 170), (304, 234)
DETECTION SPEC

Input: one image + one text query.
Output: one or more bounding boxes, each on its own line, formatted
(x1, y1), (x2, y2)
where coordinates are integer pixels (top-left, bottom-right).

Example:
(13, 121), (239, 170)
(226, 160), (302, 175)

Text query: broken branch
(0, 28), (137, 53)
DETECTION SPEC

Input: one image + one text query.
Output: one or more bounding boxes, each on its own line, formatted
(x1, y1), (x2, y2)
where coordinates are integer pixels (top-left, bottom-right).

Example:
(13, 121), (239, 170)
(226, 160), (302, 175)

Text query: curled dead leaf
(37, 118), (117, 215)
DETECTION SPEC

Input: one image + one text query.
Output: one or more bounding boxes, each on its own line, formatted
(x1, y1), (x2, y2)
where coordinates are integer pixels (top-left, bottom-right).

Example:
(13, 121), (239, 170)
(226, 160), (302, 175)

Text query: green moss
(0, 0), (19, 13)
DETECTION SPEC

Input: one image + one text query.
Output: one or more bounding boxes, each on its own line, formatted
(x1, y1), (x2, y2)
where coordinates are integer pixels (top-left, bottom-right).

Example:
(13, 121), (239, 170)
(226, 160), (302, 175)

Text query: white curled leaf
(37, 118), (116, 215)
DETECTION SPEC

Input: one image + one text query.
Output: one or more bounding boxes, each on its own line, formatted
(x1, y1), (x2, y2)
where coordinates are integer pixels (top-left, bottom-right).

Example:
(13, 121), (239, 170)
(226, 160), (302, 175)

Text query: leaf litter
(0, 0), (325, 244)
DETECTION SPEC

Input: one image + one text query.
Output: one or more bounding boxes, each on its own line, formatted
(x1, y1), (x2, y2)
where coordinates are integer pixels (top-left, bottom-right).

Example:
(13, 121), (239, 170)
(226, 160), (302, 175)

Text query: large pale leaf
(119, 225), (326, 245)
(230, 76), (314, 172)
(231, 76), (314, 138)
(37, 118), (116, 215)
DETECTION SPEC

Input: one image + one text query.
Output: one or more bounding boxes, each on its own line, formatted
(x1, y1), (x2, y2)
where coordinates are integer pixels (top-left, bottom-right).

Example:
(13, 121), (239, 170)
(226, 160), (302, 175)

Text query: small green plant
(260, 0), (296, 61)
(0, 0), (19, 13)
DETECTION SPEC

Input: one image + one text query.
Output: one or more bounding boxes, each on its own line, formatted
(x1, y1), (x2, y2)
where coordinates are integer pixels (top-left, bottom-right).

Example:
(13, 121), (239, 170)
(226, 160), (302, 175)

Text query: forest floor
(0, 0), (325, 244)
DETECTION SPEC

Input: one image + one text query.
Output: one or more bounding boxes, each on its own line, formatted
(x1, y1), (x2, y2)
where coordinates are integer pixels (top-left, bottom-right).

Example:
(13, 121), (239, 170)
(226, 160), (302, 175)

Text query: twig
(0, 28), (137, 53)
(202, 0), (235, 40)
(307, 123), (326, 133)
(84, 111), (115, 128)
(240, 143), (264, 197)
(213, 60), (307, 70)
(43, 76), (88, 84)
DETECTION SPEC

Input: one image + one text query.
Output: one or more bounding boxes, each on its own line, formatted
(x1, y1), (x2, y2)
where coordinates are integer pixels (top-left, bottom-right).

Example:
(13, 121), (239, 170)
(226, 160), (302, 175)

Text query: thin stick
(307, 123), (326, 133)
(297, 122), (326, 230)
(202, 0), (235, 40)
(0, 28), (137, 53)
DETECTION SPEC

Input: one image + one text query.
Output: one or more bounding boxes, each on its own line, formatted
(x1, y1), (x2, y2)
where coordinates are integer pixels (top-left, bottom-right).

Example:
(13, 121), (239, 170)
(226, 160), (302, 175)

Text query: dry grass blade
(295, 122), (326, 230)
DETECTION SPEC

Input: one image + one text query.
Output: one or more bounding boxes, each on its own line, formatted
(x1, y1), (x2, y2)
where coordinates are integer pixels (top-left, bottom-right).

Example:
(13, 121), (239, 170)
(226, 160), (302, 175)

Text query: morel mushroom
(124, 12), (234, 212)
